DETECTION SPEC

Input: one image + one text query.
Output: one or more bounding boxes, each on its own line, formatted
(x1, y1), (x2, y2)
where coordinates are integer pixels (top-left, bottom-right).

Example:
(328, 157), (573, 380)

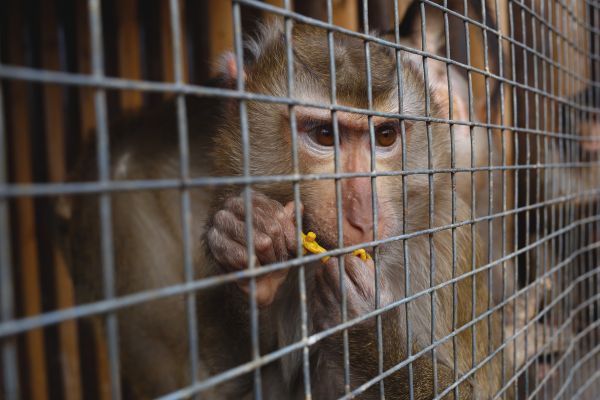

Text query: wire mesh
(0, 0), (599, 399)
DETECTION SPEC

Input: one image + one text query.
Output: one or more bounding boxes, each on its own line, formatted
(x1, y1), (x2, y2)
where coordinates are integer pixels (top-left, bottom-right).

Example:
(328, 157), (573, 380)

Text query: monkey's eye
(314, 125), (335, 146)
(376, 125), (398, 147)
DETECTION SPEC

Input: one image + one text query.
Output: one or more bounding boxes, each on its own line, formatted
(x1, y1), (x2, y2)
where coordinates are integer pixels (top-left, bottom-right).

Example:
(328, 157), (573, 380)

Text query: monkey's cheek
(312, 280), (340, 331)
(362, 258), (375, 271)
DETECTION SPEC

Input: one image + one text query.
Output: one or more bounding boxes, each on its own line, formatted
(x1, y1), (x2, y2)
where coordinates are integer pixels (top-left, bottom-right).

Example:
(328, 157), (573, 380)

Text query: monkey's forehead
(245, 60), (426, 115)
(290, 105), (396, 124)
(246, 74), (426, 119)
(243, 22), (429, 116)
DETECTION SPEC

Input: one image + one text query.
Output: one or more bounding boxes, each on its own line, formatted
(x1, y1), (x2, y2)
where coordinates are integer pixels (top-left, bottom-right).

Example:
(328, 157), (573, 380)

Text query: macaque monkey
(65, 20), (503, 399)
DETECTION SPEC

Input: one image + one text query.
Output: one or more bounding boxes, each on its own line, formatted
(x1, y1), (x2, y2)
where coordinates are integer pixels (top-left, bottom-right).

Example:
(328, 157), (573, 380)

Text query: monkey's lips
(301, 220), (375, 258)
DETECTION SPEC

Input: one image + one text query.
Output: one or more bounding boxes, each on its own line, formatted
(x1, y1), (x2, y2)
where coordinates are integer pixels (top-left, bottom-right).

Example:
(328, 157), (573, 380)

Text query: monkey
(64, 20), (504, 399)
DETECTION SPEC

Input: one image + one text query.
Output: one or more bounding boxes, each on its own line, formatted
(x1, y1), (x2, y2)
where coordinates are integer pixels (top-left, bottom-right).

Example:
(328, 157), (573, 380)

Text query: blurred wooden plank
(264, 0), (360, 31)
(161, 0), (189, 90)
(295, 0), (327, 21)
(333, 0), (358, 31)
(264, 0), (284, 6)
(40, 2), (83, 399)
(76, 0), (95, 139)
(396, 0), (412, 23)
(263, 0), (359, 36)
(138, 0), (167, 104)
(496, 0), (514, 165)
(368, 0), (393, 32)
(184, 0), (211, 82)
(208, 0), (233, 63)
(6, 3), (49, 399)
(262, 0), (284, 22)
(494, 0), (515, 253)
(548, 0), (588, 99)
(41, 4), (67, 184)
(547, 0), (586, 97)
(74, 3), (111, 399)
(116, 0), (143, 111)
(568, 1), (589, 96)
(161, 0), (175, 85)
(90, 318), (111, 400)
(469, 26), (487, 123)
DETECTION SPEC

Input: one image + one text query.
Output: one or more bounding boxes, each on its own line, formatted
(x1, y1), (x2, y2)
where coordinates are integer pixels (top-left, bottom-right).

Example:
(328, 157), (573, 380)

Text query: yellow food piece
(301, 231), (371, 263)
(352, 248), (372, 261)
(301, 231), (330, 263)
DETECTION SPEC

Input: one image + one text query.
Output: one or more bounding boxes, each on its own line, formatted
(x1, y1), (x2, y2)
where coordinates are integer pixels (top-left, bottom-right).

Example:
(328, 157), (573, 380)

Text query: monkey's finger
(222, 196), (288, 261)
(238, 269), (287, 307)
(213, 209), (246, 241)
(254, 231), (278, 265)
(249, 197), (288, 250)
(223, 196), (246, 217)
(251, 208), (286, 262)
(224, 195), (270, 220)
(207, 227), (258, 271)
(223, 194), (289, 251)
(225, 192), (281, 220)
(213, 210), (277, 264)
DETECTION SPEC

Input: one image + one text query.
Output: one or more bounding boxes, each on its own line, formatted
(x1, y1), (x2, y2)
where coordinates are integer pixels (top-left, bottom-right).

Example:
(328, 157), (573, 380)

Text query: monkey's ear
(215, 52), (247, 88)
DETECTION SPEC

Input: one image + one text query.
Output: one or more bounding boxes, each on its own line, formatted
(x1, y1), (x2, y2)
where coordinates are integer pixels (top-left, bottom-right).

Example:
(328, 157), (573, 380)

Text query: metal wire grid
(0, 0), (598, 399)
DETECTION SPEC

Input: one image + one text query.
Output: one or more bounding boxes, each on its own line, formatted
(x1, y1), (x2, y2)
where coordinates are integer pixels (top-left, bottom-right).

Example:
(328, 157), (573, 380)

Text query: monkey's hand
(314, 255), (383, 332)
(207, 192), (300, 307)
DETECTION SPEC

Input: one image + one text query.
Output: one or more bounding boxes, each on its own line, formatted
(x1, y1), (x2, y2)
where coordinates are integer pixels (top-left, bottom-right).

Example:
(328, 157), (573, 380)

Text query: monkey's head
(213, 21), (452, 251)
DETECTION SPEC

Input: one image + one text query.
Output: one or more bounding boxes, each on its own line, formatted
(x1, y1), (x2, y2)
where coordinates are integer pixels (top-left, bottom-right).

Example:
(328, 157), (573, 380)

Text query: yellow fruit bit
(301, 231), (371, 264)
(301, 231), (330, 263)
(352, 248), (372, 261)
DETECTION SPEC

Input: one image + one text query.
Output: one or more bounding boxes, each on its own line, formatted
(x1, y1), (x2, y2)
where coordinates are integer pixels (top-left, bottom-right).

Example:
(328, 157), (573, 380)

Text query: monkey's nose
(347, 215), (373, 235)
(341, 177), (374, 244)
(344, 218), (373, 246)
(343, 213), (374, 245)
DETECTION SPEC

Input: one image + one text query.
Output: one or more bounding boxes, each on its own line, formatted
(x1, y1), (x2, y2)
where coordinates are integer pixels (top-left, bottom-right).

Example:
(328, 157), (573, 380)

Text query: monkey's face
(289, 107), (406, 250)
(238, 101), (441, 254)
(214, 22), (449, 252)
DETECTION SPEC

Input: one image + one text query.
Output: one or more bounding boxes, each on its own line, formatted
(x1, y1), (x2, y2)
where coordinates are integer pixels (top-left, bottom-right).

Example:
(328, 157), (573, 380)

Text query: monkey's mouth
(301, 217), (336, 251)
(301, 217), (375, 257)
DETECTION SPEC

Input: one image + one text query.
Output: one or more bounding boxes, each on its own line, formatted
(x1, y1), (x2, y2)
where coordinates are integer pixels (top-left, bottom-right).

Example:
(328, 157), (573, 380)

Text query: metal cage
(0, 0), (599, 399)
